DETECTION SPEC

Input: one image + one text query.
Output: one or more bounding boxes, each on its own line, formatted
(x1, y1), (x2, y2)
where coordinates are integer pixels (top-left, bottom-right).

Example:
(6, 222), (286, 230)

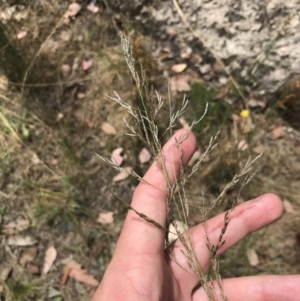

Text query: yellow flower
(240, 109), (249, 118)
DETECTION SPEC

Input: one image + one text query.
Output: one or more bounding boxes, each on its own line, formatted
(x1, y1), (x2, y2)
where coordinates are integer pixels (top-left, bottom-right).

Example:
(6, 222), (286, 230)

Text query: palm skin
(93, 129), (300, 301)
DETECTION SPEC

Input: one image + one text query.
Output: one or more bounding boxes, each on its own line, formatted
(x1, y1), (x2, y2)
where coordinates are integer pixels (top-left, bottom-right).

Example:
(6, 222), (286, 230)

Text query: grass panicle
(97, 33), (262, 301)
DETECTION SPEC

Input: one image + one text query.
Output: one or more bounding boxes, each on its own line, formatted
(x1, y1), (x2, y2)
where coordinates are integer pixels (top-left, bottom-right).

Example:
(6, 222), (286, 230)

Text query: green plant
(5, 278), (44, 301)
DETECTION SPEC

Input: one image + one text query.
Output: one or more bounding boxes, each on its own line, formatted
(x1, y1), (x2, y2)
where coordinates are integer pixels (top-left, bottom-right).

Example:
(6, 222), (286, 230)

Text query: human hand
(92, 129), (300, 301)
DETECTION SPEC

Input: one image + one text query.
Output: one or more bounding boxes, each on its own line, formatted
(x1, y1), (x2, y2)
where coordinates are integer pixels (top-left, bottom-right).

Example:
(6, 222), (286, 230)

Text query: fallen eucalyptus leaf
(43, 246), (57, 274)
(97, 212), (114, 225)
(171, 63), (187, 73)
(247, 248), (260, 266)
(101, 122), (117, 135)
(113, 167), (132, 182)
(69, 269), (99, 286)
(82, 59), (92, 71)
(111, 148), (124, 166)
(138, 148), (151, 164)
(7, 236), (37, 246)
(19, 247), (38, 267)
(283, 199), (296, 214)
(87, 3), (99, 13)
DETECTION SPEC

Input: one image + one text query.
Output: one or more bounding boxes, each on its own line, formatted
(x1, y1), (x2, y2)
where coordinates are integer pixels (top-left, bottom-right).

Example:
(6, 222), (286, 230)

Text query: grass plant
(97, 33), (262, 301)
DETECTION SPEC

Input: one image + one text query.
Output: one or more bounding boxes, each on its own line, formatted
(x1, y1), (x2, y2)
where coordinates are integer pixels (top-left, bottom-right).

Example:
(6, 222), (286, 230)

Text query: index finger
(116, 129), (197, 255)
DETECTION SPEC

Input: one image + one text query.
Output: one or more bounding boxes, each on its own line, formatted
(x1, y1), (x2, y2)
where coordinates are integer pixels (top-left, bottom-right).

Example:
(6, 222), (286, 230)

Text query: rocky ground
(112, 0), (300, 97)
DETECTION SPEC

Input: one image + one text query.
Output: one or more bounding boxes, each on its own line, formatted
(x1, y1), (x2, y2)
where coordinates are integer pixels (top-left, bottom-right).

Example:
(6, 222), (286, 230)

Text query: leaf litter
(101, 122), (117, 135)
(111, 147), (124, 166)
(138, 148), (151, 164)
(63, 3), (81, 23)
(2, 219), (30, 235)
(171, 63), (187, 73)
(7, 235), (37, 246)
(82, 59), (92, 71)
(283, 199), (296, 214)
(113, 167), (132, 182)
(19, 247), (38, 267)
(97, 212), (114, 224)
(247, 248), (260, 266)
(87, 3), (100, 13)
(60, 258), (99, 286)
(43, 246), (57, 274)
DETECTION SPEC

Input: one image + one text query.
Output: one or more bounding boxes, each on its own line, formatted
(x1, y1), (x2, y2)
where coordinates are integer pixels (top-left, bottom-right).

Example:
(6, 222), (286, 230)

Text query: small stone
(180, 47), (193, 59)
(219, 77), (228, 85)
(199, 64), (211, 74)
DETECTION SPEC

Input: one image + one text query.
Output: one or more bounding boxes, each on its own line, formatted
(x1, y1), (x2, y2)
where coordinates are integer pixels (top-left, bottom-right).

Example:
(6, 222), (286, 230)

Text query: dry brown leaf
(253, 145), (265, 154)
(61, 266), (71, 285)
(178, 117), (190, 129)
(61, 64), (71, 78)
(214, 86), (229, 100)
(74, 110), (94, 128)
(16, 219), (30, 231)
(64, 3), (81, 21)
(26, 263), (40, 275)
(101, 122), (117, 135)
(171, 63), (187, 73)
(111, 148), (124, 166)
(187, 150), (200, 167)
(0, 267), (12, 281)
(272, 126), (285, 139)
(113, 167), (132, 182)
(69, 268), (99, 286)
(7, 235), (37, 246)
(247, 248), (260, 266)
(77, 92), (86, 99)
(19, 247), (38, 267)
(138, 148), (151, 164)
(31, 154), (40, 165)
(168, 220), (187, 244)
(97, 212), (114, 225)
(60, 258), (82, 270)
(87, 3), (100, 13)
(60, 31), (72, 41)
(283, 199), (296, 214)
(17, 31), (27, 39)
(43, 246), (57, 274)
(2, 219), (30, 234)
(237, 140), (249, 151)
(82, 59), (92, 71)
(231, 114), (241, 122)
(213, 61), (224, 73)
(170, 75), (191, 92)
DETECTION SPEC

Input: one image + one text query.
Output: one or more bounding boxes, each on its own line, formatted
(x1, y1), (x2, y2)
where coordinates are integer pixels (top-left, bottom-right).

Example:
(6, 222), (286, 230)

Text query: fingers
(116, 129), (196, 255)
(169, 194), (283, 294)
(193, 275), (300, 301)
